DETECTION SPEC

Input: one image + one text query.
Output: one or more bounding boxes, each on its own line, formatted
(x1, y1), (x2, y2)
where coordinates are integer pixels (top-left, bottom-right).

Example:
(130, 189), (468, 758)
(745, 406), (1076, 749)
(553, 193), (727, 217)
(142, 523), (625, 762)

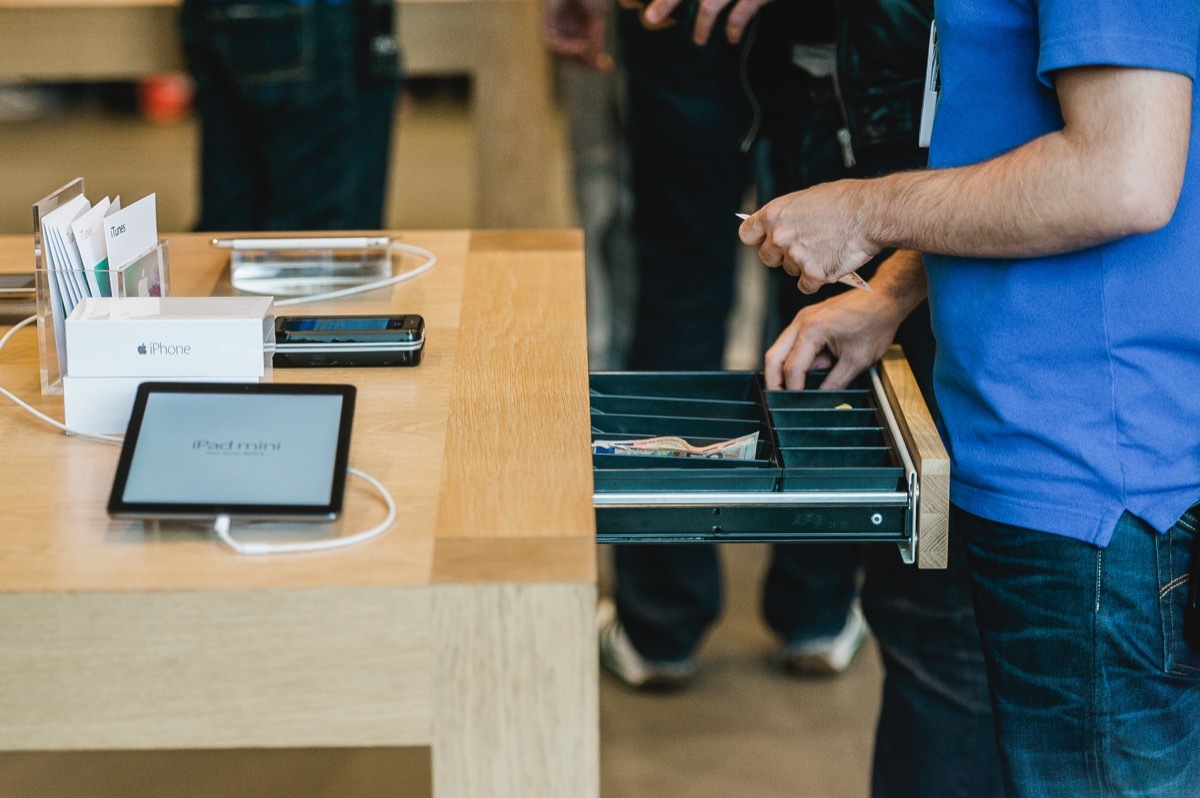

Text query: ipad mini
(108, 382), (356, 520)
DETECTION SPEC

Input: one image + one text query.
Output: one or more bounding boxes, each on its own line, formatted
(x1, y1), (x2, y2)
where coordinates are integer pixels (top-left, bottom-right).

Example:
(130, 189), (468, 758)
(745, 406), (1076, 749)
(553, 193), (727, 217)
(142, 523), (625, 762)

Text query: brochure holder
(33, 179), (171, 395)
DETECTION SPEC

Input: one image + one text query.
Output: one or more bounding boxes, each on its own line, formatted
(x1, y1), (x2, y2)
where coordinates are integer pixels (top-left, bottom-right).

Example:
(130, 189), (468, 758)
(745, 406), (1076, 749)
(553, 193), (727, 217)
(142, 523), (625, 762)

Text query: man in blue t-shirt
(742, 1), (1200, 795)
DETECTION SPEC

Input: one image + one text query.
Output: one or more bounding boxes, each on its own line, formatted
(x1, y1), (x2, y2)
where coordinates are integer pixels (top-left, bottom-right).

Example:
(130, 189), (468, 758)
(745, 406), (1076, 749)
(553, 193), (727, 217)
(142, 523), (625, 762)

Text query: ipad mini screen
(110, 383), (355, 518)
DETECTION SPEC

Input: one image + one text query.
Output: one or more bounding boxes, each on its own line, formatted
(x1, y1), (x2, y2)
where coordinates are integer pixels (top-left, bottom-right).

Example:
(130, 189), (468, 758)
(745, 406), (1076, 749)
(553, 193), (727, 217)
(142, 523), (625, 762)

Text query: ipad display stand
(229, 242), (392, 298)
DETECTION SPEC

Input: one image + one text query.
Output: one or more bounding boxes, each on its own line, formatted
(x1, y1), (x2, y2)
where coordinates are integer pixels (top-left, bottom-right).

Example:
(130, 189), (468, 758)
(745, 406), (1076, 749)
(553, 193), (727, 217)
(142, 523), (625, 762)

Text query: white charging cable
(0, 314), (123, 444)
(269, 240), (437, 307)
(211, 466), (396, 555)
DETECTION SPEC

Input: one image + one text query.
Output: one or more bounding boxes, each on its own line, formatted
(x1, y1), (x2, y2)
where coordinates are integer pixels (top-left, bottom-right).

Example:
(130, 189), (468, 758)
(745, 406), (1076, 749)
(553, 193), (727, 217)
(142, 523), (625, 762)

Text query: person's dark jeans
(957, 504), (1200, 797)
(861, 530), (1004, 798)
(180, 0), (400, 231)
(611, 7), (858, 663)
(615, 543), (860, 662)
(618, 5), (752, 373)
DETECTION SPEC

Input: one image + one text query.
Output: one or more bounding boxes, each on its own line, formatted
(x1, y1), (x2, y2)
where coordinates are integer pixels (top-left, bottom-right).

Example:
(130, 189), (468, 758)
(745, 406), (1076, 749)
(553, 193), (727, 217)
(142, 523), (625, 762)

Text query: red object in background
(137, 73), (194, 124)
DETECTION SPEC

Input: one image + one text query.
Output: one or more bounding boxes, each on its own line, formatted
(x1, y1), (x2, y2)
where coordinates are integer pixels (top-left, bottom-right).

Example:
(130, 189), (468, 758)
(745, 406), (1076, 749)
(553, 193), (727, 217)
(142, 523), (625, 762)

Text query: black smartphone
(0, 273), (36, 296)
(273, 314), (425, 367)
(0, 273), (37, 323)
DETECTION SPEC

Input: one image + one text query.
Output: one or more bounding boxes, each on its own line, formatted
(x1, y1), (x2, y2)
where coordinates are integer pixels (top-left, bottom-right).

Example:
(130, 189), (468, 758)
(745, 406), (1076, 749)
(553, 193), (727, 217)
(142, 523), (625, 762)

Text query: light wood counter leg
(470, 0), (559, 228)
(432, 582), (599, 798)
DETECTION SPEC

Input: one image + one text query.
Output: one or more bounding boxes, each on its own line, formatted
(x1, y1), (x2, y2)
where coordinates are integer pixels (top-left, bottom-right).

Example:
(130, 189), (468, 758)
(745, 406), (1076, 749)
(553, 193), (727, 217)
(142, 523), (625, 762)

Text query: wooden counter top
(0, 230), (596, 591)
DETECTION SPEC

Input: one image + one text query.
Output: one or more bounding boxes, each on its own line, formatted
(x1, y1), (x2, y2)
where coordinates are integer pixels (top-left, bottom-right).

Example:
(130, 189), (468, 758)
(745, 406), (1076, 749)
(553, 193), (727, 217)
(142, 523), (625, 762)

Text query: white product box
(64, 296), (274, 378)
(63, 375), (259, 436)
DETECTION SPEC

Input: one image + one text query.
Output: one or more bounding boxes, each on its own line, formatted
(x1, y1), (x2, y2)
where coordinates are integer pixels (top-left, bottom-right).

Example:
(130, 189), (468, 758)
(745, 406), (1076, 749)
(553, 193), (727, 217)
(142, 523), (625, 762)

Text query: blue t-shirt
(925, 0), (1200, 546)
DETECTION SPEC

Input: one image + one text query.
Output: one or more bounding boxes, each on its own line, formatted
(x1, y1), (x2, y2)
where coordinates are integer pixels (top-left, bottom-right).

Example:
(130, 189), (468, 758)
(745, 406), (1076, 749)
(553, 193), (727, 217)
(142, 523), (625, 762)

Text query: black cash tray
(591, 370), (915, 551)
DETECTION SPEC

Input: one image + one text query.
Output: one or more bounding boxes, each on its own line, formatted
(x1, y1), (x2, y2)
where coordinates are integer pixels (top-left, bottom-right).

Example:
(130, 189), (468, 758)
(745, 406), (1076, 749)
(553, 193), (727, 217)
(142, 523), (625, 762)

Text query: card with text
(71, 196), (117, 296)
(103, 193), (157, 271)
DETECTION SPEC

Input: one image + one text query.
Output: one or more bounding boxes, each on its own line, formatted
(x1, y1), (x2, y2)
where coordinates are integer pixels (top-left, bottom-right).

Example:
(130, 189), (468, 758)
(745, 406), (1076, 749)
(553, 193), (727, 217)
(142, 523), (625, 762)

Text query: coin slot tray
(590, 372), (905, 494)
(591, 373), (775, 492)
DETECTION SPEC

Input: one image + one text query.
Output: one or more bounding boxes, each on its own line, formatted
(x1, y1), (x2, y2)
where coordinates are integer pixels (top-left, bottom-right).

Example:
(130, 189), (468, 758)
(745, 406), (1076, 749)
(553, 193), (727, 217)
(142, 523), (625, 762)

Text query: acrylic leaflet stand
(33, 178), (170, 395)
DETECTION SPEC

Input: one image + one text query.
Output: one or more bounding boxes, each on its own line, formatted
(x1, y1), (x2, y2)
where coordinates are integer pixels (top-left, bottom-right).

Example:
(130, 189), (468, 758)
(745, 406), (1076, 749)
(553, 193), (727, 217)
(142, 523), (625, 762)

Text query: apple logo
(137, 343), (147, 354)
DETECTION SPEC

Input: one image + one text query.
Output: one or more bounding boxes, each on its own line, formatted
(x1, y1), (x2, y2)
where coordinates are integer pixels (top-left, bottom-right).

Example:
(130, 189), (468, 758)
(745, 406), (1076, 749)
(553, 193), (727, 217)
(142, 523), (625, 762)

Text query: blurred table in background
(0, 0), (559, 228)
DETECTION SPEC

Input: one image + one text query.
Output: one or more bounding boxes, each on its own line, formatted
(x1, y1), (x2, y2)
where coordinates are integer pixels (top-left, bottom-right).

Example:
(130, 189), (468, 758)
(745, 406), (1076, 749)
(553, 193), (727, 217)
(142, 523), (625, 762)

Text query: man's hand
(765, 251), (927, 390)
(543, 0), (614, 71)
(640, 0), (775, 45)
(739, 180), (881, 294)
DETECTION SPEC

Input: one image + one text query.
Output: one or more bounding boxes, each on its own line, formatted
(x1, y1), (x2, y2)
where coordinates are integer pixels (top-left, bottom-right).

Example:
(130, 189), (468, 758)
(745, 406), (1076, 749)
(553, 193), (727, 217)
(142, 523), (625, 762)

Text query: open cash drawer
(592, 346), (949, 568)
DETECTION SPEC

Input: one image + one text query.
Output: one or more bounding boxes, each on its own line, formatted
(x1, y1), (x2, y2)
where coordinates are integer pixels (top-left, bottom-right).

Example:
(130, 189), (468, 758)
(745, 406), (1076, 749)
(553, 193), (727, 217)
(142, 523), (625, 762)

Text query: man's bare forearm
(872, 249), (927, 319)
(742, 66), (1190, 291)
(865, 67), (1192, 259)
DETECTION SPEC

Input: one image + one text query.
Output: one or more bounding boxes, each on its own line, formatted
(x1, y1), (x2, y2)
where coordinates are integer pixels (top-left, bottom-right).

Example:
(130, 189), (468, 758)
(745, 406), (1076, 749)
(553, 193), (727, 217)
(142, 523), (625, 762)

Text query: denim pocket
(1157, 508), (1200, 676)
(183, 1), (314, 105)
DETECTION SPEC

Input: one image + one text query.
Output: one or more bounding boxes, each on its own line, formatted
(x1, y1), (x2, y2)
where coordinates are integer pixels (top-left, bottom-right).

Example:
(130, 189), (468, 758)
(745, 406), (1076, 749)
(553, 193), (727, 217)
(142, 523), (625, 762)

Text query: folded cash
(592, 432), (759, 461)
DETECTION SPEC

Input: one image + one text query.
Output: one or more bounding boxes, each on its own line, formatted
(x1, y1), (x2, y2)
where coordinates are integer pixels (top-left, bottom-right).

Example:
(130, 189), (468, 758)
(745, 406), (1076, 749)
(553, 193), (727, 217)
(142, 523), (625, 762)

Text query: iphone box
(65, 296), (273, 378)
(62, 297), (273, 435)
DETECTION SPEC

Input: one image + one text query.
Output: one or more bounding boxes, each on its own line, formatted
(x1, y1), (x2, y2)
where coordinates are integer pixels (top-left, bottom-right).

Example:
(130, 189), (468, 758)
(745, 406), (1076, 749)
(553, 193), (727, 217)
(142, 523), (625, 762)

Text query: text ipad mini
(108, 382), (356, 520)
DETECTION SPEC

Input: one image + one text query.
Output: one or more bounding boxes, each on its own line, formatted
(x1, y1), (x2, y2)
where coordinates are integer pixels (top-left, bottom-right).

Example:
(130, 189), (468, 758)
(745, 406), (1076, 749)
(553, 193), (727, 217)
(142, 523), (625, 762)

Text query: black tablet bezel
(107, 382), (356, 520)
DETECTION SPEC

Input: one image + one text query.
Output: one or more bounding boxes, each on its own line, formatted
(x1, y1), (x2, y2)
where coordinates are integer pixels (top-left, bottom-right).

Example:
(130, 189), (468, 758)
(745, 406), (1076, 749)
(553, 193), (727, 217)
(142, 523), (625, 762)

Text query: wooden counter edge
(879, 345), (949, 569)
(431, 537), (596, 585)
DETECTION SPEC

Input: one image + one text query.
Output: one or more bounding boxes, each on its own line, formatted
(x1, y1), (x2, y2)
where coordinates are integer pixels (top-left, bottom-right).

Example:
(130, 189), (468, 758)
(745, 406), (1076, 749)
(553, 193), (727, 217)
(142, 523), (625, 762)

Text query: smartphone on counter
(273, 314), (425, 367)
(0, 273), (36, 295)
(0, 273), (37, 323)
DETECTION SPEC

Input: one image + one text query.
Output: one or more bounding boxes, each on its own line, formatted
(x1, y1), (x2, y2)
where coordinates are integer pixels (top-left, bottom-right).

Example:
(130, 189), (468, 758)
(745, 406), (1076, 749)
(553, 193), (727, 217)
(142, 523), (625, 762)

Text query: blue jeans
(957, 505), (1200, 797)
(861, 531), (1004, 798)
(180, 0), (400, 231)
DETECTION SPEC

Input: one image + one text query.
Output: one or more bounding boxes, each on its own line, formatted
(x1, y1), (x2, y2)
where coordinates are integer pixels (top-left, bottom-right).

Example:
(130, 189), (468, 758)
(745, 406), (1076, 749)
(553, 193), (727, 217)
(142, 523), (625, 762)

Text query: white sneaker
(780, 604), (869, 676)
(597, 598), (696, 690)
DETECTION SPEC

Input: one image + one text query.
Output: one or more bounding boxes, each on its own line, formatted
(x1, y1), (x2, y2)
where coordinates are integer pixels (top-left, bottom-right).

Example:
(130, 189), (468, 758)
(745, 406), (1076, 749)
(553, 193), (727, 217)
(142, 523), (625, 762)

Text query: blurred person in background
(546, 3), (636, 371)
(180, 0), (401, 231)
(544, 0), (869, 693)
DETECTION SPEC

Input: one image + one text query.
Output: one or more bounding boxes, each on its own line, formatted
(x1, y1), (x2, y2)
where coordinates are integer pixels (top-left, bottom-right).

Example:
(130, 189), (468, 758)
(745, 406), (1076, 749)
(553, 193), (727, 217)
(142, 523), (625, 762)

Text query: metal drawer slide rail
(870, 366), (918, 564)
